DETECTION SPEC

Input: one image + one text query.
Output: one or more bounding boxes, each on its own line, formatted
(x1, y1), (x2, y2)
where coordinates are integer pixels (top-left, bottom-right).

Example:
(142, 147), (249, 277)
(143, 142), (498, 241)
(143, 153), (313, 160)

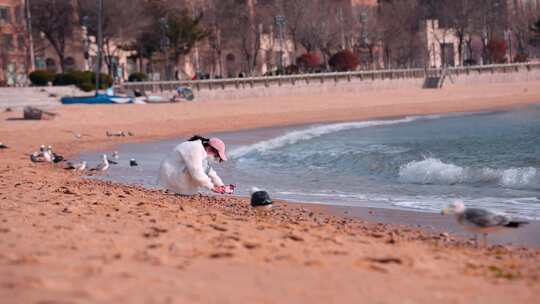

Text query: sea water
(80, 105), (540, 220)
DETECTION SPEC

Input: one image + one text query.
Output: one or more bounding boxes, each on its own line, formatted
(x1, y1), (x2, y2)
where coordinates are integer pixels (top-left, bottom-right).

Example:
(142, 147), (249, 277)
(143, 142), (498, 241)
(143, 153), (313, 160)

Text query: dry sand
(1, 82), (540, 303)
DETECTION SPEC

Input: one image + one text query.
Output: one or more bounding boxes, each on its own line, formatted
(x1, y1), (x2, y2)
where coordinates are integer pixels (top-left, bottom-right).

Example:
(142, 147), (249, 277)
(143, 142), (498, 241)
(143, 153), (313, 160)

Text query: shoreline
(2, 83), (540, 303)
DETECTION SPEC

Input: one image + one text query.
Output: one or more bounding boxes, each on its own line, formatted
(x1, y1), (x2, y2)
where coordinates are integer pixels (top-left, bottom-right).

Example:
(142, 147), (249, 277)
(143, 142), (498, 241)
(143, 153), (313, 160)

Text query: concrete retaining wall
(119, 63), (540, 102)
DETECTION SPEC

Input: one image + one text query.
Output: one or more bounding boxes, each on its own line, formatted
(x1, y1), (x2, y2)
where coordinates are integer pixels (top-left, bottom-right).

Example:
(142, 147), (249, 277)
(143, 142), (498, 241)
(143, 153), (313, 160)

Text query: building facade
(0, 0), (27, 85)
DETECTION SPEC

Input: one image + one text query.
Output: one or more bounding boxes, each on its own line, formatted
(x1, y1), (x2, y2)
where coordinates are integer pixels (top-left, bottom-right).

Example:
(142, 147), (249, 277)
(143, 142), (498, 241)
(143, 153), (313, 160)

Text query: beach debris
(130, 158), (138, 167)
(23, 106), (57, 120)
(441, 201), (529, 247)
(4, 107), (12, 112)
(209, 252), (234, 259)
(90, 154), (110, 172)
(65, 130), (91, 140)
(367, 257), (403, 265)
(106, 131), (135, 137)
(0, 142), (8, 149)
(64, 161), (86, 171)
(285, 233), (304, 242)
(250, 187), (273, 209)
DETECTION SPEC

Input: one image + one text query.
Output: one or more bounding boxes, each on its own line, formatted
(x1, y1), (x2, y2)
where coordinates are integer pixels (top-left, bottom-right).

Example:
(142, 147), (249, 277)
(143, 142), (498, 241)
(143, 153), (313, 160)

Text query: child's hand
(224, 184), (235, 194)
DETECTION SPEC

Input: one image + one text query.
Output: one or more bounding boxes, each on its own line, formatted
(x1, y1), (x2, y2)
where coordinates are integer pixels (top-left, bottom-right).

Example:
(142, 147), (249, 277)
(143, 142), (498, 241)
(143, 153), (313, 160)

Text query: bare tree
(378, 0), (424, 68)
(77, 0), (147, 76)
(30, 0), (77, 72)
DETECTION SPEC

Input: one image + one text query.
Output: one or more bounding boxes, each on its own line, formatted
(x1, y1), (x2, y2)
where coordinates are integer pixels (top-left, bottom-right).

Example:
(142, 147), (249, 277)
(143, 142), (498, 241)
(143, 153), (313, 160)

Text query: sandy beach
(1, 81), (540, 303)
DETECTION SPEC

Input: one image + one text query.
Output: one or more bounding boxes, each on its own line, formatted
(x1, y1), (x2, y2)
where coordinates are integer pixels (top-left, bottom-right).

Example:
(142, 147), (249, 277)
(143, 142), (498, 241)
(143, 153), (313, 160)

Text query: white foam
(229, 115), (444, 159)
(399, 158), (540, 190)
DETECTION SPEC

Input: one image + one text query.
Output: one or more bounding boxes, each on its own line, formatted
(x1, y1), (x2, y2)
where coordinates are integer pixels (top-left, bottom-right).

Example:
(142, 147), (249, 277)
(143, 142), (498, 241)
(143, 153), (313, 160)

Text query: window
(2, 34), (13, 51)
(18, 35), (25, 50)
(15, 6), (22, 24)
(0, 6), (11, 23)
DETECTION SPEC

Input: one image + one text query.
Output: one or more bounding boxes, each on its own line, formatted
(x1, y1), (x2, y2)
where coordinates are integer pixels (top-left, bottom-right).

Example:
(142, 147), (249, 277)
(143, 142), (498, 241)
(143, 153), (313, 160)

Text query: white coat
(158, 140), (224, 195)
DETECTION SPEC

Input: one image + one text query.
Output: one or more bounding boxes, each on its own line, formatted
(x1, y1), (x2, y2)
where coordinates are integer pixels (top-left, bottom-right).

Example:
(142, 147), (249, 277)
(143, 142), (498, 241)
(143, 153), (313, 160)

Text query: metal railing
(115, 62), (540, 93)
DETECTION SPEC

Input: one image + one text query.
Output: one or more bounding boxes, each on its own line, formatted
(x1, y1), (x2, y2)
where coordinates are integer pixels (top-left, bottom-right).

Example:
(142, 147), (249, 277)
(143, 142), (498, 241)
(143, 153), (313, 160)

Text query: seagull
(65, 161), (86, 171)
(250, 187), (273, 210)
(91, 154), (109, 172)
(107, 151), (119, 164)
(0, 142), (8, 149)
(129, 158), (138, 167)
(30, 152), (41, 163)
(442, 201), (529, 247)
(42, 149), (53, 163)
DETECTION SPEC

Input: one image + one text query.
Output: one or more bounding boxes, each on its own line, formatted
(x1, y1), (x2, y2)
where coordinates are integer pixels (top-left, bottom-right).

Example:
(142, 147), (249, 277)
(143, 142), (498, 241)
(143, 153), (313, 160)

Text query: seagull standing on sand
(42, 148), (53, 163)
(65, 161), (86, 171)
(250, 187), (273, 210)
(91, 154), (109, 172)
(442, 201), (529, 246)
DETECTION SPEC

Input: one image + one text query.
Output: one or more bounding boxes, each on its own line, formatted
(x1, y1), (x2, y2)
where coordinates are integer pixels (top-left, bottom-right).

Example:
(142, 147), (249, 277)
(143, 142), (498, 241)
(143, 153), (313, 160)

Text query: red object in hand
(212, 185), (225, 194)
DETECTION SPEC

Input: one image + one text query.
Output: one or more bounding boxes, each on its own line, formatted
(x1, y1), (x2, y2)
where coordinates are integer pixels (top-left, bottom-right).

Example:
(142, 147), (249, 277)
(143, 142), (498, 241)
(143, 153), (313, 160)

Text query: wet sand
(1, 82), (540, 303)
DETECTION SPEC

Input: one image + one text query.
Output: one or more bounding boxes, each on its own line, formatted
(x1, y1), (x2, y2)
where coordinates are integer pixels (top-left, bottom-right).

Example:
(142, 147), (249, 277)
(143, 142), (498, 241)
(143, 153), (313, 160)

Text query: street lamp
(274, 15), (285, 74)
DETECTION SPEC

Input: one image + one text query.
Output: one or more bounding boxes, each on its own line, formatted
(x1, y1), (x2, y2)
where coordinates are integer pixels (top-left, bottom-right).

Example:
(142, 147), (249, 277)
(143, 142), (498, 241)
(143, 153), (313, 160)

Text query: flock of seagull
(28, 144), (138, 173)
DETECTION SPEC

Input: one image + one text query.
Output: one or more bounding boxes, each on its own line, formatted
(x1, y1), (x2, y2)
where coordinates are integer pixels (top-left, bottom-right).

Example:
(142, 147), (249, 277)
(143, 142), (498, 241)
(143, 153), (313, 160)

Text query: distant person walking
(158, 135), (234, 195)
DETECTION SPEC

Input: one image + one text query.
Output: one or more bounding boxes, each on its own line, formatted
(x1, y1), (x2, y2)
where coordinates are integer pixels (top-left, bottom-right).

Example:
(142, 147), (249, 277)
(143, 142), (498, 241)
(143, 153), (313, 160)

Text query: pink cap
(209, 137), (227, 161)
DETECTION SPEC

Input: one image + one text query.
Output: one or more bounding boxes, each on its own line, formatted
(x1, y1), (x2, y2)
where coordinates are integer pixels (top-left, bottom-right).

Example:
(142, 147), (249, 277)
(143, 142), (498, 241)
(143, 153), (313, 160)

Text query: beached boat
(61, 92), (133, 105)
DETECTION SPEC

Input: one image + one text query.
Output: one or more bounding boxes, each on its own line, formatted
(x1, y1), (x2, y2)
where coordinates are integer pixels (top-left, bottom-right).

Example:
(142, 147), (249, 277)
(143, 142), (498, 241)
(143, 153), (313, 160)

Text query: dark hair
(188, 135), (210, 147)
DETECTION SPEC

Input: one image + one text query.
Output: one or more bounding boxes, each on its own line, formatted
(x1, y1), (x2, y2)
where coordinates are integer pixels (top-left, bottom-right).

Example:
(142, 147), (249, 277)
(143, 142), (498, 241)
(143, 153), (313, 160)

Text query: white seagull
(91, 154), (109, 172)
(442, 201), (529, 246)
(65, 161), (86, 171)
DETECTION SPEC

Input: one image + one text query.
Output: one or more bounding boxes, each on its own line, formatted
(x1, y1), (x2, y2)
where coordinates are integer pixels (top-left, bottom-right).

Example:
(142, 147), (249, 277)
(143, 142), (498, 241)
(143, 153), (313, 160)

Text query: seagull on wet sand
(442, 201), (529, 246)
(65, 161), (86, 171)
(91, 154), (109, 172)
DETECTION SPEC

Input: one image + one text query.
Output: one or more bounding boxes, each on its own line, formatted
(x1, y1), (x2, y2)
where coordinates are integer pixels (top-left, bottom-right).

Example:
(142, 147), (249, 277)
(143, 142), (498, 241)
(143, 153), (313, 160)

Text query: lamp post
(95, 0), (103, 93)
(274, 15), (285, 73)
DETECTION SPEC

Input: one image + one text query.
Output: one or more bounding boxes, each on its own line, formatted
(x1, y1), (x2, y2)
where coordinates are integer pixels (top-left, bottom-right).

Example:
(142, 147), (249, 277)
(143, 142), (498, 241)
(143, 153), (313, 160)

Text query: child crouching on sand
(158, 135), (234, 195)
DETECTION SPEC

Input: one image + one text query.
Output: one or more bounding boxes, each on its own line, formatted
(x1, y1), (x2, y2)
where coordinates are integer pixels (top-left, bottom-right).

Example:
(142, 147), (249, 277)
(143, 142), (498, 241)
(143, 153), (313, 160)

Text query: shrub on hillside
(297, 53), (322, 72)
(329, 50), (359, 72)
(29, 70), (55, 86)
(128, 72), (148, 82)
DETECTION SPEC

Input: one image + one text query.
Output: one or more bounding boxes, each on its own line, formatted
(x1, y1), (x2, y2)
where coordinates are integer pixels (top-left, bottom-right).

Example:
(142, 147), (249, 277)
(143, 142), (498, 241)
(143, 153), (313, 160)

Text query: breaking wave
(398, 158), (540, 190)
(229, 115), (446, 159)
